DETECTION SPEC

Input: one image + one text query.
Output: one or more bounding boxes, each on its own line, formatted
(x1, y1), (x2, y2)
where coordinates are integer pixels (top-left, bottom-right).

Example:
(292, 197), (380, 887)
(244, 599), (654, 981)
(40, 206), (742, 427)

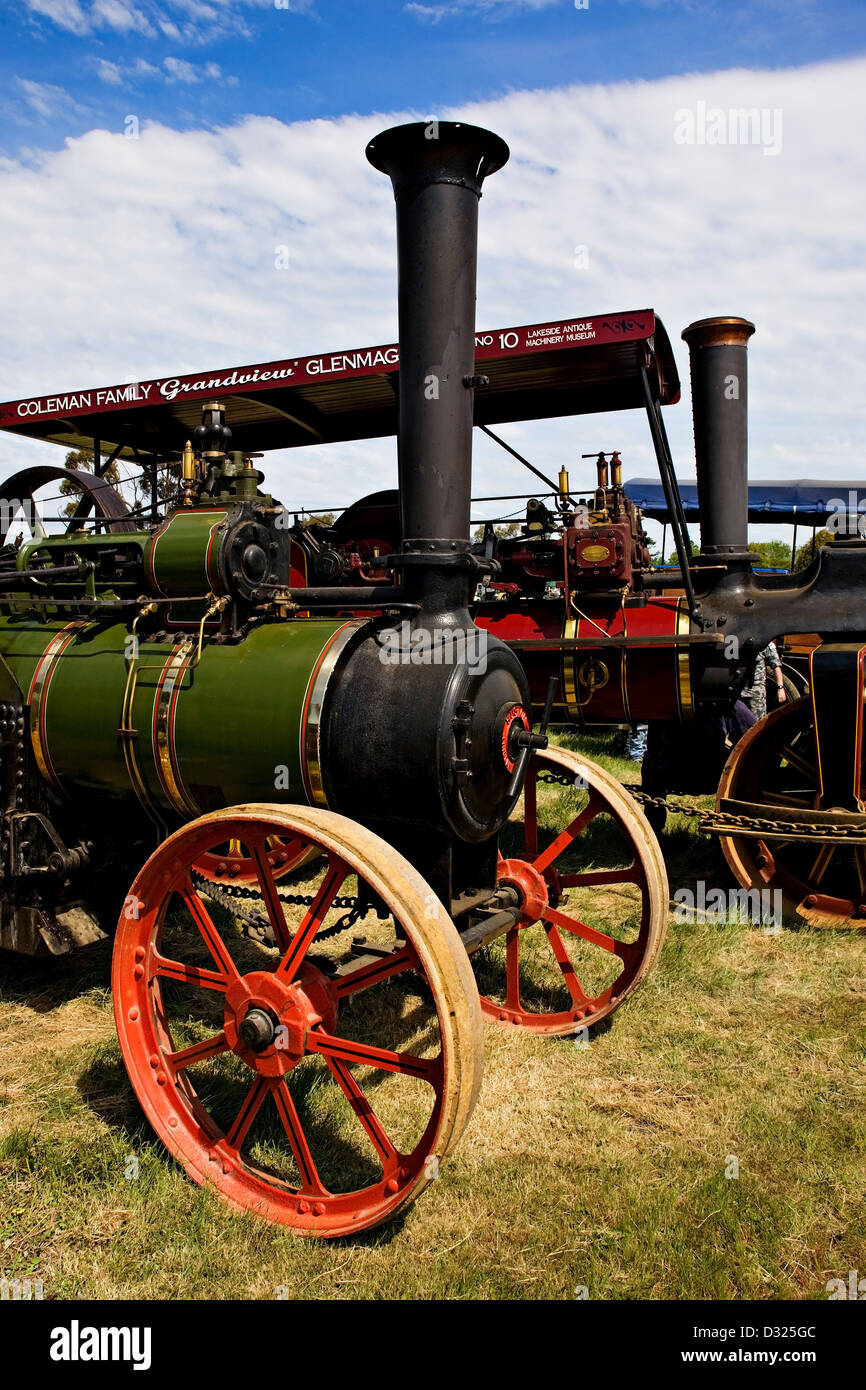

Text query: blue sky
(0, 1), (865, 541)
(3, 1), (865, 153)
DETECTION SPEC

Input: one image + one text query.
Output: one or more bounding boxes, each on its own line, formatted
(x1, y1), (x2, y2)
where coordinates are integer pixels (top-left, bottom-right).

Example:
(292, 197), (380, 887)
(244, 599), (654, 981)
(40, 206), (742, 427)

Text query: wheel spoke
(271, 1080), (328, 1196)
(759, 790), (814, 808)
(505, 927), (521, 1010)
(276, 858), (346, 983)
(532, 797), (601, 875)
(249, 838), (299, 951)
(808, 843), (836, 886)
(225, 1075), (270, 1151)
(544, 923), (591, 1007)
(558, 865), (639, 888)
(164, 1031), (228, 1072)
(523, 769), (539, 856)
(543, 905), (637, 963)
(308, 1029), (441, 1084)
(181, 880), (240, 983)
(151, 952), (231, 994)
(334, 943), (417, 999)
(778, 743), (817, 780)
(326, 1058), (400, 1169)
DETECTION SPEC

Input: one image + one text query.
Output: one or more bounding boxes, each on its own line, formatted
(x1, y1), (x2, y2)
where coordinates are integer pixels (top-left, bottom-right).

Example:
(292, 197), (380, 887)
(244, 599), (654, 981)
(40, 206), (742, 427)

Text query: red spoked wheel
(113, 803), (483, 1236)
(472, 746), (668, 1036)
(717, 697), (866, 928)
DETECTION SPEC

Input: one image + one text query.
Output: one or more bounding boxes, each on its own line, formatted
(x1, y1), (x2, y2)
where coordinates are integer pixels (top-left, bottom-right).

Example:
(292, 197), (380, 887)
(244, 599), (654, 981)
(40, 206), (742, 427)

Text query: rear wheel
(718, 697), (866, 928)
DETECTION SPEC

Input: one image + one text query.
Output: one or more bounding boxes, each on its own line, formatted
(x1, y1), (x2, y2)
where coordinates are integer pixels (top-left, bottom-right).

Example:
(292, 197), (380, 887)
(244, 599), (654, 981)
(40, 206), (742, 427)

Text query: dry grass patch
(1, 733), (865, 1299)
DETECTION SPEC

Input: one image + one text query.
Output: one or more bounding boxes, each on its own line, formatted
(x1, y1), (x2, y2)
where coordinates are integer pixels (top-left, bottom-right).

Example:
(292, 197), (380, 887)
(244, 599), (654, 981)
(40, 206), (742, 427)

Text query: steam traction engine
(0, 124), (668, 1234)
(304, 317), (866, 928)
(475, 317), (866, 928)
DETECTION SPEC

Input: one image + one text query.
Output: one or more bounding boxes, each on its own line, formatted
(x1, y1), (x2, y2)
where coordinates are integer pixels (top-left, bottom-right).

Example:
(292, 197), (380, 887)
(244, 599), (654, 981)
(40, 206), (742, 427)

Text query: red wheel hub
(223, 963), (338, 1077)
(497, 856), (548, 926)
(500, 705), (530, 774)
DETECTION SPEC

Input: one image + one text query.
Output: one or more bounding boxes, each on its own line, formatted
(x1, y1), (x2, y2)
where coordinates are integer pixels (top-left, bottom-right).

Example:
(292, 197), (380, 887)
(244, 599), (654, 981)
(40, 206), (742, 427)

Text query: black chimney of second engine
(366, 120), (509, 607)
(681, 316), (755, 567)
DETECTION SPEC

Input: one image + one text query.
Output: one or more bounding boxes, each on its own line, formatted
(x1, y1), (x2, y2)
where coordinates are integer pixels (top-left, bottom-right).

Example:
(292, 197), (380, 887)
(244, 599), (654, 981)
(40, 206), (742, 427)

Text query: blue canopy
(624, 478), (863, 526)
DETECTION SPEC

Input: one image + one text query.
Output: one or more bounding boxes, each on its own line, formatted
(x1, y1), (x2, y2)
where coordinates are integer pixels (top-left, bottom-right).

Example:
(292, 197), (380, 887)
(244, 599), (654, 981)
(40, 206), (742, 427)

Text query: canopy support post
(639, 363), (699, 622)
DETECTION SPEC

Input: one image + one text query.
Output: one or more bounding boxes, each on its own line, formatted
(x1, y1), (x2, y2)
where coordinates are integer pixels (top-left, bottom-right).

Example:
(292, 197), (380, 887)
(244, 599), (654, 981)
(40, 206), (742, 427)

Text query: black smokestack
(366, 120), (509, 587)
(681, 316), (755, 563)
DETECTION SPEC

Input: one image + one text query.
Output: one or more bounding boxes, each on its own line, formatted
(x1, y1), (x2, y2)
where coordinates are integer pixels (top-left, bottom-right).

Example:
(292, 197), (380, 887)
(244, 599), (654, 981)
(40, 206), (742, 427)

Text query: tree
(300, 513), (336, 529)
(60, 448), (123, 519)
(749, 540), (791, 570)
(473, 521), (520, 541)
(793, 529), (833, 572)
(62, 448), (186, 524)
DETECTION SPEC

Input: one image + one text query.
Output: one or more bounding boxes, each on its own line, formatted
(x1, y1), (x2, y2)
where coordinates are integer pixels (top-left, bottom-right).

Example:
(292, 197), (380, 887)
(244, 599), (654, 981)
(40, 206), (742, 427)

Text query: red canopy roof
(0, 309), (679, 459)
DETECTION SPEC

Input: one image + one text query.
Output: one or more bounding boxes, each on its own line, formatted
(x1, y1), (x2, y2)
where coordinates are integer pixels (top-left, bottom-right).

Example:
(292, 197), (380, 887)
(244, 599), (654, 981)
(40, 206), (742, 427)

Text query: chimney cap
(366, 120), (509, 196)
(682, 317), (756, 349)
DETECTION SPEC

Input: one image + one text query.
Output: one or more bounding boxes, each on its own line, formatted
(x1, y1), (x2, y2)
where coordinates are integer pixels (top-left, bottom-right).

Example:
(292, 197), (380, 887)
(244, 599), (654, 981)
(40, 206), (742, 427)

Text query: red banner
(0, 310), (655, 428)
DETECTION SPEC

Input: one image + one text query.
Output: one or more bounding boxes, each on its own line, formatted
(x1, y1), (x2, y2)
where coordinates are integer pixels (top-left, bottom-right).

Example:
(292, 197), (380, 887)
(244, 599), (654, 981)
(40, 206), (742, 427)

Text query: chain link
(622, 784), (705, 819)
(192, 775), (866, 939)
(620, 784), (866, 843)
(537, 770), (580, 787)
(191, 870), (365, 939)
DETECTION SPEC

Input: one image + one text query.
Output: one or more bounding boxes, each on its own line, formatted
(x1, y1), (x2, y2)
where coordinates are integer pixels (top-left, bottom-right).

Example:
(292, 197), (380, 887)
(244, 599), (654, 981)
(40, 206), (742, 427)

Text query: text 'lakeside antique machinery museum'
(0, 121), (863, 1236)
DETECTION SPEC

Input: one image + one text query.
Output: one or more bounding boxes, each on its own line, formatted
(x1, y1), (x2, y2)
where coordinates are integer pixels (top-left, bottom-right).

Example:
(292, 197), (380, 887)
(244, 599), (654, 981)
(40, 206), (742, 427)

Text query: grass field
(1, 731), (864, 1301)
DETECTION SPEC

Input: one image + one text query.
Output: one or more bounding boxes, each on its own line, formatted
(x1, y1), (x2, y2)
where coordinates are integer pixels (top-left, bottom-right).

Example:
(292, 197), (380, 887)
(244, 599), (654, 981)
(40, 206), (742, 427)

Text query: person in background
(741, 641), (786, 721)
(613, 723), (648, 763)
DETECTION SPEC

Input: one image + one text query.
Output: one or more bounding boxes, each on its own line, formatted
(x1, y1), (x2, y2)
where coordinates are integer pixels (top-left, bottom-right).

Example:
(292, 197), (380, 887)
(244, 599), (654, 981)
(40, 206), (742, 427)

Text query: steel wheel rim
(475, 746), (668, 1035)
(113, 804), (484, 1235)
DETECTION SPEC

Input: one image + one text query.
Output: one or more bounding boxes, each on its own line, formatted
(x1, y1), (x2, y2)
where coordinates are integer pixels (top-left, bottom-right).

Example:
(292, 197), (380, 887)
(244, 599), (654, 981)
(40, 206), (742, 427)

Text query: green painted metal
(0, 614), (363, 816)
(16, 531), (151, 603)
(145, 507), (231, 598)
(17, 531), (151, 573)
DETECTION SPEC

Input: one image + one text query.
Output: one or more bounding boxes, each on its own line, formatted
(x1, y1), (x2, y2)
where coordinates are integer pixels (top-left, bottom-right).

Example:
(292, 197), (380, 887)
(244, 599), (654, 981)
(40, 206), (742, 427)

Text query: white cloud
(91, 52), (225, 87)
(24, 0), (89, 35)
(406, 0), (559, 19)
(163, 56), (201, 82)
(90, 0), (156, 34)
(23, 0), (313, 43)
(162, 55), (231, 82)
(1, 59), (864, 519)
(15, 78), (84, 119)
(96, 58), (124, 85)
